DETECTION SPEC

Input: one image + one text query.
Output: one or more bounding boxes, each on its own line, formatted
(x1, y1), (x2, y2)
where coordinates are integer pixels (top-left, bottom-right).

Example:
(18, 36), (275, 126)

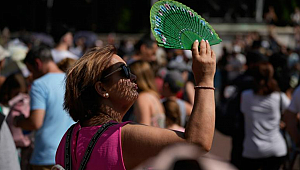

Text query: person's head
(167, 60), (190, 81)
(23, 45), (54, 80)
(57, 57), (77, 72)
(64, 45), (138, 122)
(163, 99), (181, 128)
(129, 60), (158, 94)
(245, 51), (268, 69)
(268, 6), (275, 12)
(0, 72), (28, 105)
(252, 61), (280, 95)
(134, 35), (158, 62)
(163, 70), (185, 97)
(107, 33), (116, 45)
(52, 24), (74, 47)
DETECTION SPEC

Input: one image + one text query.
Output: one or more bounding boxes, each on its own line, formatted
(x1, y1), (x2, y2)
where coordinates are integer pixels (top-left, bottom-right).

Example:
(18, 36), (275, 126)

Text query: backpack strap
(78, 122), (117, 170)
(64, 122), (117, 170)
(0, 106), (5, 129)
(65, 123), (76, 170)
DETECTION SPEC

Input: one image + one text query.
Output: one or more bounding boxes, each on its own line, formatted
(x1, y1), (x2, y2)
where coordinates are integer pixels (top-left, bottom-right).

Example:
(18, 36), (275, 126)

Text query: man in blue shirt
(15, 45), (74, 170)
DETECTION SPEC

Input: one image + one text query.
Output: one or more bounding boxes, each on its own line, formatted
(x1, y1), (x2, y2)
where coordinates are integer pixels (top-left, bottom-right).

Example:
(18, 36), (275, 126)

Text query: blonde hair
(129, 60), (158, 95)
(64, 45), (116, 121)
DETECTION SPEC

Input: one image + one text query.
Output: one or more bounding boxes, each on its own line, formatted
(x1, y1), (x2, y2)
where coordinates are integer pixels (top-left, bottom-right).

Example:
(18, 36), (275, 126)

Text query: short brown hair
(64, 45), (116, 122)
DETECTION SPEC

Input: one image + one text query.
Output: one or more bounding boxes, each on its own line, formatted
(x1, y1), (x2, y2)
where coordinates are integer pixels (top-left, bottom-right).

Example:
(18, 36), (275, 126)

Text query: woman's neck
(81, 115), (119, 127)
(81, 109), (122, 127)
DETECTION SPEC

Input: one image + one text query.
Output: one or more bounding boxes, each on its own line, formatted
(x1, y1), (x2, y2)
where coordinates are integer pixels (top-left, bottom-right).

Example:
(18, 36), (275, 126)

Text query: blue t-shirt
(29, 73), (74, 165)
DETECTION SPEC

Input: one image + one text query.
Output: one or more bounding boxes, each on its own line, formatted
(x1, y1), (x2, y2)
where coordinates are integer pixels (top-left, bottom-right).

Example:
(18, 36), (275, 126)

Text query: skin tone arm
(14, 109), (45, 131)
(283, 109), (300, 146)
(122, 40), (216, 169)
(184, 100), (193, 116)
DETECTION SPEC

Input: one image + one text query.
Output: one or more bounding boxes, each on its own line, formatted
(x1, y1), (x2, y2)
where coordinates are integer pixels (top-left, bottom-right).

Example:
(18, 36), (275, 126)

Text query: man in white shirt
(51, 24), (79, 63)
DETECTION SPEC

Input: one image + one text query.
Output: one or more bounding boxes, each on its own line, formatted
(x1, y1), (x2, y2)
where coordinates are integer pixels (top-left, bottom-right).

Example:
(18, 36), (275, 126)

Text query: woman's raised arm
(121, 39), (216, 169)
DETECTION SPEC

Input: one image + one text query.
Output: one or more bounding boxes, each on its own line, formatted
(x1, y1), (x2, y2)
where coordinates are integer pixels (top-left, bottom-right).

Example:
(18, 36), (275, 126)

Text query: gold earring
(104, 93), (109, 98)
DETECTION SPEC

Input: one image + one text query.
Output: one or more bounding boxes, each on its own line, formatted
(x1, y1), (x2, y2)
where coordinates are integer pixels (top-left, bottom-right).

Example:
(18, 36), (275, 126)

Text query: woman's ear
(95, 82), (109, 98)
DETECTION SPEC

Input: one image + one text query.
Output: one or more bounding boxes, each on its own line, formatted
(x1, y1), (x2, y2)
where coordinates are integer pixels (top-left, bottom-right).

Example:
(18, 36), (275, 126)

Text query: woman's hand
(191, 40), (216, 86)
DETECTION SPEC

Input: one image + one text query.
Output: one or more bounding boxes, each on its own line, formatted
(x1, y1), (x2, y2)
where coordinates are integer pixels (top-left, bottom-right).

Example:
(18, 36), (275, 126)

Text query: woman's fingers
(211, 50), (216, 59)
(206, 40), (211, 57)
(192, 40), (199, 58)
(200, 39), (206, 56)
(191, 39), (216, 85)
(192, 39), (214, 59)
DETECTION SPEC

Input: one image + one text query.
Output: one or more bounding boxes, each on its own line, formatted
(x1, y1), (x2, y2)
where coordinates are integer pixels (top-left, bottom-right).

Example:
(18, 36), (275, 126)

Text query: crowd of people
(215, 22), (300, 170)
(0, 10), (300, 169)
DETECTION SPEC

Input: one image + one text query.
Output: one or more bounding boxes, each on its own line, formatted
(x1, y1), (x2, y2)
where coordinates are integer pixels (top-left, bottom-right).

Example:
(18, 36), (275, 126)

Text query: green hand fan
(150, 0), (222, 50)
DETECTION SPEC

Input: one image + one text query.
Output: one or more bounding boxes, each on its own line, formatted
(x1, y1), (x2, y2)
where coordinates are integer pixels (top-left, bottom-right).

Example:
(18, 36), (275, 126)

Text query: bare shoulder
(138, 92), (152, 98)
(136, 92), (155, 103)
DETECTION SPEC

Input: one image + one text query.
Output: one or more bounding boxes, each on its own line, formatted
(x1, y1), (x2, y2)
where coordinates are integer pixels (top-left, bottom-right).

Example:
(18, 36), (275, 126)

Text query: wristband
(194, 86), (215, 90)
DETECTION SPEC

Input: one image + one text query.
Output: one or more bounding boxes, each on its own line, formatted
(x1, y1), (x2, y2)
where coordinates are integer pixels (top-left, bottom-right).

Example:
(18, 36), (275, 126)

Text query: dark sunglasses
(101, 64), (131, 80)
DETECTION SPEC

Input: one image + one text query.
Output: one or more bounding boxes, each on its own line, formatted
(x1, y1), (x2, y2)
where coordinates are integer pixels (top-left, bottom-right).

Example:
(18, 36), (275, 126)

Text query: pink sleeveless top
(55, 121), (130, 170)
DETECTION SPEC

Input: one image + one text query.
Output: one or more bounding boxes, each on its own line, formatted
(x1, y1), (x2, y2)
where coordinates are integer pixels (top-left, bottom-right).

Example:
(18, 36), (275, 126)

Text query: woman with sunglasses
(54, 39), (216, 170)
